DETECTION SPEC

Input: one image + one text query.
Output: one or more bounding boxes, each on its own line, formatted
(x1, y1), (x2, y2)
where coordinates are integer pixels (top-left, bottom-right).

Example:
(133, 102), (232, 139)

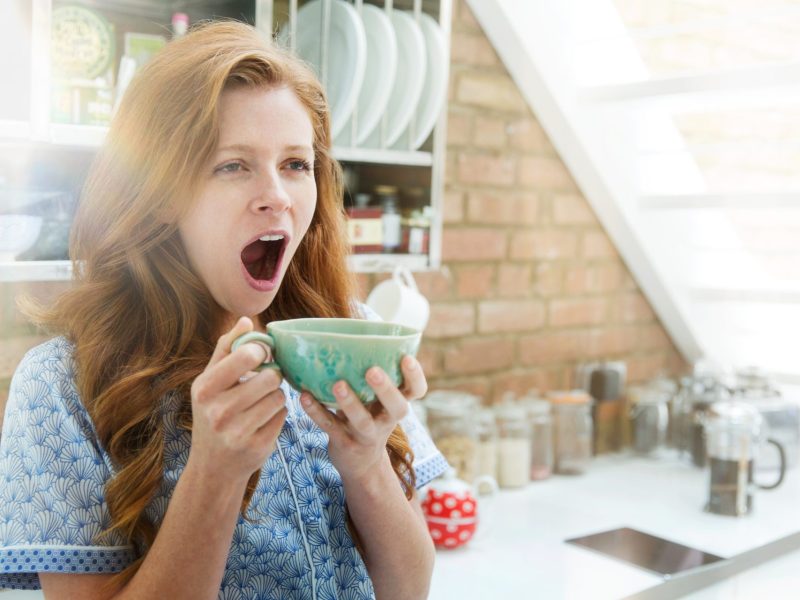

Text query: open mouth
(240, 233), (288, 283)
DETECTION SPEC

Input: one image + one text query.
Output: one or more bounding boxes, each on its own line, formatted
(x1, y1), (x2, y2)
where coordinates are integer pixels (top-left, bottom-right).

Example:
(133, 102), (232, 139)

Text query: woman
(0, 20), (446, 600)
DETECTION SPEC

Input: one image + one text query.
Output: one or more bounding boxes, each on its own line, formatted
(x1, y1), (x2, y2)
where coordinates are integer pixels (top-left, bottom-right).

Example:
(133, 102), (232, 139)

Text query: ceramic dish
(279, 0), (366, 139)
(392, 12), (448, 150)
(51, 5), (114, 79)
(362, 10), (426, 148)
(335, 4), (397, 146)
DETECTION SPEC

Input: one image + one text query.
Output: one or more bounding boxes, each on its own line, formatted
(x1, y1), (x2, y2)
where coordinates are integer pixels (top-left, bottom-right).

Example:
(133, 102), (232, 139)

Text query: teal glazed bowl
(232, 318), (422, 407)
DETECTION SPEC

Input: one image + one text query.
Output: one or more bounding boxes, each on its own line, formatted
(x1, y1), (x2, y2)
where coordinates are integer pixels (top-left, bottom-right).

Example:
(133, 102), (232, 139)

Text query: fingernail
(406, 356), (419, 370)
(300, 393), (312, 407)
(367, 368), (384, 384)
(334, 382), (348, 398)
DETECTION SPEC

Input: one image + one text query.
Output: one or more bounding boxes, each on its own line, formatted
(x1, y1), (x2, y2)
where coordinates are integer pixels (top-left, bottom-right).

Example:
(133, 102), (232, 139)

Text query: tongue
(241, 240), (268, 264)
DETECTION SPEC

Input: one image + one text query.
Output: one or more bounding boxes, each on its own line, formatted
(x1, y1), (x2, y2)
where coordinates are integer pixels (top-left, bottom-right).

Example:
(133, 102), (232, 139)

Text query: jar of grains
(424, 391), (480, 482)
(523, 397), (553, 480)
(548, 390), (593, 475)
(475, 408), (498, 483)
(494, 404), (532, 488)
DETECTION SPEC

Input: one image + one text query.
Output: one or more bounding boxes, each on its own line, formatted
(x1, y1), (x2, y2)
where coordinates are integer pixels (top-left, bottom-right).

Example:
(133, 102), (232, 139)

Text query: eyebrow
(216, 143), (314, 155)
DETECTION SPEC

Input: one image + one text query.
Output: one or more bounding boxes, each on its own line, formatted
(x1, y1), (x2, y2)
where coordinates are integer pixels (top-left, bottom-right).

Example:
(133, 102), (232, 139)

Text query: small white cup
(366, 266), (430, 332)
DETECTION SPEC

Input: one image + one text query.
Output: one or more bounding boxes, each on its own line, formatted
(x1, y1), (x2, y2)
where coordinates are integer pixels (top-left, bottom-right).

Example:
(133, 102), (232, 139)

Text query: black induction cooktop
(565, 527), (726, 577)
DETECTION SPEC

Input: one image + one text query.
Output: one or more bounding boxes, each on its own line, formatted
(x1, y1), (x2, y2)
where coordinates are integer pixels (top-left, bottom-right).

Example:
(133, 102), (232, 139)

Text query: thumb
(209, 316), (254, 366)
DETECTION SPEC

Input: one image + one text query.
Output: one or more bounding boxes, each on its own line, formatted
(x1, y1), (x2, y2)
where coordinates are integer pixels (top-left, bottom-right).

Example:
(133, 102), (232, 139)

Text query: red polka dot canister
(421, 468), (497, 549)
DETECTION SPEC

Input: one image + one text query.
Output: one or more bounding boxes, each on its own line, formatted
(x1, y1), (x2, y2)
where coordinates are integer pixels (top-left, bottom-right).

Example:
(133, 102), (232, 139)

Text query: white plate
(362, 10), (426, 148)
(335, 4), (397, 146)
(279, 0), (366, 140)
(392, 13), (448, 150)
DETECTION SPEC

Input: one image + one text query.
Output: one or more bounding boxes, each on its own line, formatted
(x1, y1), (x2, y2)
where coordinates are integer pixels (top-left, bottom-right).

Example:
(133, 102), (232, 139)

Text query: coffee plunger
(704, 401), (786, 517)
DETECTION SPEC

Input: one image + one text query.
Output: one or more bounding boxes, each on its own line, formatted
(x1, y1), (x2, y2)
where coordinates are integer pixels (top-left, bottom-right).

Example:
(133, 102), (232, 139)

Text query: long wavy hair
(25, 20), (415, 586)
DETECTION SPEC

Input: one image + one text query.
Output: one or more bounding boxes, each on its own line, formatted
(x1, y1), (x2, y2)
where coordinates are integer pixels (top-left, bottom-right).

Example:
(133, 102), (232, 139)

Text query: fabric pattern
(0, 336), (447, 597)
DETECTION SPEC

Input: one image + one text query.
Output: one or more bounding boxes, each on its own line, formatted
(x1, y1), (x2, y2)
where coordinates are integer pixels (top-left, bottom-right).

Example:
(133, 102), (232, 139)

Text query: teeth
(259, 234), (284, 242)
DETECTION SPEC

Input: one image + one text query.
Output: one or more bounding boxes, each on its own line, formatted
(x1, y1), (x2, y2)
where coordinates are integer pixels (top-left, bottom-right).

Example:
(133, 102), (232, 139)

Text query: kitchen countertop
(3, 452), (799, 599)
(429, 452), (800, 600)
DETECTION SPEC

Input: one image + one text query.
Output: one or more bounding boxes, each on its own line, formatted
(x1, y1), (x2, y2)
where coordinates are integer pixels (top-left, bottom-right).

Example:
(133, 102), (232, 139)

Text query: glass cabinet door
(0, 1), (34, 139)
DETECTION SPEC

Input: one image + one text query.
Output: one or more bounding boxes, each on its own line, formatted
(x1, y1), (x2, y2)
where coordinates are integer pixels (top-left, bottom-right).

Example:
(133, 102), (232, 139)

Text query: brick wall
(0, 0), (687, 422)
(359, 0), (687, 402)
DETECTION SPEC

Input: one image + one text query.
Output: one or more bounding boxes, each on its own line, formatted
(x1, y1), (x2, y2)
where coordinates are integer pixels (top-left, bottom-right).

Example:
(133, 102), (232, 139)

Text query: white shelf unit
(0, 0), (452, 281)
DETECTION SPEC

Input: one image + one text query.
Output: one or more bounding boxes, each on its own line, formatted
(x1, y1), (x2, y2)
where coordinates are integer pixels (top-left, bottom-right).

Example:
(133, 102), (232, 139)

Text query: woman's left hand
(300, 355), (427, 484)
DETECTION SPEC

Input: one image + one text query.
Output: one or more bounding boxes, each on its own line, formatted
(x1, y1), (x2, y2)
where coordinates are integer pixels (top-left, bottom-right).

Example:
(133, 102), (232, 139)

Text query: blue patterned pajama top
(0, 337), (448, 598)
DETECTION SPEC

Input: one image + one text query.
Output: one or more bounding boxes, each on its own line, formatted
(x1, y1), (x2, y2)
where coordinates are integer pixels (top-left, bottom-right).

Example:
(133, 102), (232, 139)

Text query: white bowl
(0, 215), (43, 260)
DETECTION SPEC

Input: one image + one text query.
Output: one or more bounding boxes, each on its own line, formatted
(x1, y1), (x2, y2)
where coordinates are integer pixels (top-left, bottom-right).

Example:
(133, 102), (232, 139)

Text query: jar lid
(424, 390), (480, 415)
(546, 390), (592, 405)
(706, 400), (763, 433)
(629, 385), (669, 405)
(476, 407), (496, 425)
(374, 185), (398, 195)
(493, 403), (527, 421)
(523, 398), (551, 416)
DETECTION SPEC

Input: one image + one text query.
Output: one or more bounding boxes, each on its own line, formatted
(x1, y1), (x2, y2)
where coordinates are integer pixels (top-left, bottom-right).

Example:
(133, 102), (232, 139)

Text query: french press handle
(758, 438), (786, 491)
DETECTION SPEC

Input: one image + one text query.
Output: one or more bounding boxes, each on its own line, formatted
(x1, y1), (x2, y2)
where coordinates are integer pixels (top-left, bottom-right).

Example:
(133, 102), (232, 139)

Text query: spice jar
(475, 408), (498, 483)
(375, 185), (401, 253)
(424, 391), (480, 482)
(548, 391), (593, 475)
(524, 398), (553, 480)
(629, 385), (670, 455)
(494, 404), (531, 488)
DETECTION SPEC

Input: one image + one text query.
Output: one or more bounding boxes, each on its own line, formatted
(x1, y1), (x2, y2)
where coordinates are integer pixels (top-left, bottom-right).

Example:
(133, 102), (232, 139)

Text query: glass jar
(475, 408), (498, 482)
(548, 391), (593, 475)
(629, 385), (670, 455)
(424, 391), (480, 482)
(375, 185), (401, 253)
(524, 398), (553, 480)
(494, 404), (531, 488)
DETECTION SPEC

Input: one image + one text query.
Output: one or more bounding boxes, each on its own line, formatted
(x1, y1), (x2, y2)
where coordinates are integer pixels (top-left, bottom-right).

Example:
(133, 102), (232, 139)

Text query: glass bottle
(548, 390), (593, 475)
(475, 408), (498, 485)
(524, 398), (553, 480)
(629, 384), (669, 455)
(375, 185), (401, 253)
(424, 391), (480, 482)
(494, 404), (531, 488)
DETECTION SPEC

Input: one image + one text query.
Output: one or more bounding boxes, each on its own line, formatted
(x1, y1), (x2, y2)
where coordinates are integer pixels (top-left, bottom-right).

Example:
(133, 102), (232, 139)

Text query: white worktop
(3, 452), (799, 600)
(429, 452), (800, 600)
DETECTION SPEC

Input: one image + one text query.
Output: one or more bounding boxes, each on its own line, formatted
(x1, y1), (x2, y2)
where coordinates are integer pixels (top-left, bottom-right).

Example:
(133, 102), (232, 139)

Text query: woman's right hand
(187, 316), (287, 487)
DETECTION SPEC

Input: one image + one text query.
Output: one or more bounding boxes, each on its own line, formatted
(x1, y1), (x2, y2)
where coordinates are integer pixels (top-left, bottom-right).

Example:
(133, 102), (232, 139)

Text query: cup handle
(231, 331), (281, 372)
(758, 438), (786, 490)
(393, 265), (419, 292)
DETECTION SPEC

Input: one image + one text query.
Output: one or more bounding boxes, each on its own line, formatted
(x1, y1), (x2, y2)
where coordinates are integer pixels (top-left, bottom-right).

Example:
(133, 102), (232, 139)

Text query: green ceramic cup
(231, 318), (422, 407)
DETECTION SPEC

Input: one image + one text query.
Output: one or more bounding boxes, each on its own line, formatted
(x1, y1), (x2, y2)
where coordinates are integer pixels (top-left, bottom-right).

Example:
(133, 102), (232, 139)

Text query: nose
(250, 168), (291, 214)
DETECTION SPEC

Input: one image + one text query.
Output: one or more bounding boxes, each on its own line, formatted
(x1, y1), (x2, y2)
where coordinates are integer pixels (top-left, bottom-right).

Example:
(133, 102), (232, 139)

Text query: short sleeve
(0, 339), (135, 590)
(354, 301), (449, 487)
(399, 407), (449, 489)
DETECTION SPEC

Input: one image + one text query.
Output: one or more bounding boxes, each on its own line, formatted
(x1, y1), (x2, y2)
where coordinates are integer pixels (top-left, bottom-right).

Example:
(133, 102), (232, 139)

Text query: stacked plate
(279, 0), (447, 151)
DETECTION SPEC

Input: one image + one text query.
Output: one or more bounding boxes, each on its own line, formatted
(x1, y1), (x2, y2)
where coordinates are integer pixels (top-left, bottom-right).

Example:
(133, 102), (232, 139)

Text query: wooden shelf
(347, 253), (430, 273)
(0, 261), (73, 283)
(0, 255), (432, 282)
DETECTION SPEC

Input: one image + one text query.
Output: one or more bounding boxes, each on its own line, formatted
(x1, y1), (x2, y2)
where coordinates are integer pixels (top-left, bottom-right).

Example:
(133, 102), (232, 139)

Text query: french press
(704, 401), (786, 517)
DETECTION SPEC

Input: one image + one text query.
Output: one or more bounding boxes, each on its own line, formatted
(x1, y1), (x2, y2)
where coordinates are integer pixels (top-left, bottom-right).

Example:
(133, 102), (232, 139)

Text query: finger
(227, 367), (284, 413)
(300, 392), (346, 443)
(399, 355), (428, 401)
(209, 316), (254, 367)
(366, 367), (409, 425)
(250, 406), (288, 453)
(332, 380), (377, 439)
(194, 343), (269, 403)
(232, 388), (287, 437)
